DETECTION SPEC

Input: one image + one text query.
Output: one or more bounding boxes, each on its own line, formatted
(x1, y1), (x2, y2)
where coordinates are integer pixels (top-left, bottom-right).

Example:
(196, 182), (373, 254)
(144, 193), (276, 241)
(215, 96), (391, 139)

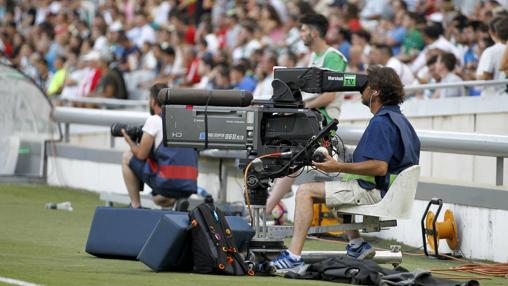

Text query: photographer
(121, 83), (198, 209)
(270, 66), (420, 271)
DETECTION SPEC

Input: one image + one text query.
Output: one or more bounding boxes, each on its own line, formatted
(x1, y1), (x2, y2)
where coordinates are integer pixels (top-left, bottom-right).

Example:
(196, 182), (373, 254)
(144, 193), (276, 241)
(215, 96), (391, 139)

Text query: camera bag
(188, 202), (254, 276)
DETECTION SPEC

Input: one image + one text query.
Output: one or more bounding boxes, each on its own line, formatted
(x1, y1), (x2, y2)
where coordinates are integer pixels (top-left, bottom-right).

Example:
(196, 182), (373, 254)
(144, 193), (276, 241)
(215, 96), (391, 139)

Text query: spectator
(372, 13), (406, 56)
(344, 3), (362, 32)
(300, 13), (347, 122)
(126, 11), (156, 48)
(476, 16), (508, 96)
(230, 62), (257, 92)
(3, 0), (508, 105)
(35, 58), (52, 91)
(232, 21), (261, 61)
(411, 23), (461, 73)
(418, 55), (441, 98)
(195, 55), (215, 89)
(398, 12), (425, 63)
(432, 52), (465, 98)
(370, 44), (415, 86)
(259, 4), (285, 47)
(94, 53), (128, 99)
(500, 18), (508, 77)
(351, 29), (372, 64)
(212, 64), (232, 89)
(47, 55), (67, 96)
(253, 51), (278, 100)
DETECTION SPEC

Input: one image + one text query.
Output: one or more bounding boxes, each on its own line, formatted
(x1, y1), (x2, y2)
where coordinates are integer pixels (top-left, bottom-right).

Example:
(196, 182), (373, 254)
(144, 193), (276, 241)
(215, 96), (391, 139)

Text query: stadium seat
(138, 214), (254, 272)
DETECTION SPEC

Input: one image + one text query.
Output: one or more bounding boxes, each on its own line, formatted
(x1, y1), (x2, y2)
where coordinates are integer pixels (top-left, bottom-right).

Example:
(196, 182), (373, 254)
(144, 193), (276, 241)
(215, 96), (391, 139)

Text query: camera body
(160, 67), (368, 204)
(110, 123), (144, 143)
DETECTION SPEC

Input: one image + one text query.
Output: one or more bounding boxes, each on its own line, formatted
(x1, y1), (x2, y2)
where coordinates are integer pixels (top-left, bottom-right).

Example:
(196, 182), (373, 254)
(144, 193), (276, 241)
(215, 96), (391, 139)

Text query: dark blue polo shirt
(352, 105), (420, 196)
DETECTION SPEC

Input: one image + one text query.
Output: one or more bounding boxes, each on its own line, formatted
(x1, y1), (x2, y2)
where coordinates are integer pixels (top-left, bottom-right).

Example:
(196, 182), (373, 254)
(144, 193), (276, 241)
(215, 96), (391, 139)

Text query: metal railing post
(497, 157), (504, 186)
(64, 123), (70, 143)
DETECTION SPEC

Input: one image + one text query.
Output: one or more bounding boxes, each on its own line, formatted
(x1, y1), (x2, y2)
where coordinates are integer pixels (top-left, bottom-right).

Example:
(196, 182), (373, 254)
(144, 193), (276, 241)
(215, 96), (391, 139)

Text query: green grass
(0, 183), (506, 286)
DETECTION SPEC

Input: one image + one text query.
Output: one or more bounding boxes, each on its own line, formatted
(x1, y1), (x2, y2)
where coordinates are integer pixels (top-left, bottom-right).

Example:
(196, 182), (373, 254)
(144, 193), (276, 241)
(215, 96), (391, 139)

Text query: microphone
(158, 88), (253, 107)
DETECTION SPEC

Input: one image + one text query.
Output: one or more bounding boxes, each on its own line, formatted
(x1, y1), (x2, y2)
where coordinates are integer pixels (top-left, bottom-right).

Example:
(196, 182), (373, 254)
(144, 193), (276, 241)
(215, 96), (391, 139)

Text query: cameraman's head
(149, 83), (167, 115)
(362, 65), (404, 110)
(300, 13), (328, 47)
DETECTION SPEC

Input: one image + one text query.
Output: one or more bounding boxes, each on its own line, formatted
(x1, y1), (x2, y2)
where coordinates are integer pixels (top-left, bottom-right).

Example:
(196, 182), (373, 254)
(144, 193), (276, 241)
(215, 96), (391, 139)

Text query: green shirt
(402, 30), (424, 55)
(311, 47), (347, 123)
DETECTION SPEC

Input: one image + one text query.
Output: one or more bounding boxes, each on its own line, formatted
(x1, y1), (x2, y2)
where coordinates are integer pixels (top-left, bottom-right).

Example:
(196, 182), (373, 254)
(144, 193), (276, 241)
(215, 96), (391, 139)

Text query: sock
(287, 250), (301, 260)
(348, 238), (364, 248)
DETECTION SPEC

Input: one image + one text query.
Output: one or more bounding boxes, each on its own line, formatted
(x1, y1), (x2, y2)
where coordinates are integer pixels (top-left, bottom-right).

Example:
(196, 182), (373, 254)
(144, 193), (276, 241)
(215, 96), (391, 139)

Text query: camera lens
(110, 123), (127, 137)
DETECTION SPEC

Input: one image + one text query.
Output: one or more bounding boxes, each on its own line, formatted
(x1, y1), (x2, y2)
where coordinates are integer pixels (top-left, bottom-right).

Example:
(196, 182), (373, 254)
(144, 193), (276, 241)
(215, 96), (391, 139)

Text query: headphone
(369, 89), (379, 108)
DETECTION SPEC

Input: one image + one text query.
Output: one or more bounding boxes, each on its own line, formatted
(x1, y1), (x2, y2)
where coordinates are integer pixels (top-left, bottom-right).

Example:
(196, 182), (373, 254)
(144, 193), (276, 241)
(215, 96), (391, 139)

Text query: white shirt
(476, 43), (507, 96)
(142, 115), (163, 149)
(411, 36), (462, 73)
(153, 2), (171, 26)
(127, 24), (156, 48)
(439, 73), (465, 98)
(232, 40), (261, 61)
(386, 57), (415, 86)
(253, 75), (274, 101)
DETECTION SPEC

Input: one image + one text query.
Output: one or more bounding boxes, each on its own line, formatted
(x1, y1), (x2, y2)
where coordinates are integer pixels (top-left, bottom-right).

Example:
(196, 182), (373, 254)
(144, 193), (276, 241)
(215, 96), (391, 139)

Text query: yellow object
(425, 209), (459, 251)
(312, 203), (343, 236)
(47, 68), (66, 96)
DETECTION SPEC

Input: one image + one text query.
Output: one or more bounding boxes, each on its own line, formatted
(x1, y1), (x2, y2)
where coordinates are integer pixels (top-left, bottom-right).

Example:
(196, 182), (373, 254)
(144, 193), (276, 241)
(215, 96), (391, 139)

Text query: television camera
(158, 67), (368, 257)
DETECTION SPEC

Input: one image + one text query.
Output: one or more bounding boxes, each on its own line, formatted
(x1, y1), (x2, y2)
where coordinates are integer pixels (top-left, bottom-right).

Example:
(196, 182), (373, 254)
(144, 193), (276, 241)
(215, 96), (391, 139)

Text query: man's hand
(314, 154), (389, 176)
(313, 153), (342, 173)
(121, 129), (135, 148)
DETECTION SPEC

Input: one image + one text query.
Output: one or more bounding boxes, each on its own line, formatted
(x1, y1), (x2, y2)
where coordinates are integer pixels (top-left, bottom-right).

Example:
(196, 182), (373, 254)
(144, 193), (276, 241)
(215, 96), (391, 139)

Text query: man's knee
(296, 183), (326, 202)
(296, 184), (314, 201)
(153, 195), (175, 208)
(122, 151), (133, 166)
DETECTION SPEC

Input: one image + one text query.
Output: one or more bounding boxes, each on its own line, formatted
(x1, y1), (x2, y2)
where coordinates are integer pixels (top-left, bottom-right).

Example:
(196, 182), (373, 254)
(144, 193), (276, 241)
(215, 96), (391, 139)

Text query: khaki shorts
(325, 179), (382, 208)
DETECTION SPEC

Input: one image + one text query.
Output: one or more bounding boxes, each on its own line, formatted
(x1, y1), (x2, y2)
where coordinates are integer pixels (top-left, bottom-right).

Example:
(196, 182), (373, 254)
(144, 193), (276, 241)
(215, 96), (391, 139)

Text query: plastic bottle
(197, 187), (210, 198)
(45, 201), (74, 211)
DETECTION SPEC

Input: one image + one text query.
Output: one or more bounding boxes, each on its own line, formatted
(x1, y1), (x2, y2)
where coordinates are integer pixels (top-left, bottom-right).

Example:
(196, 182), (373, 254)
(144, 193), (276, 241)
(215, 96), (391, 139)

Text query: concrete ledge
(48, 144), (508, 211)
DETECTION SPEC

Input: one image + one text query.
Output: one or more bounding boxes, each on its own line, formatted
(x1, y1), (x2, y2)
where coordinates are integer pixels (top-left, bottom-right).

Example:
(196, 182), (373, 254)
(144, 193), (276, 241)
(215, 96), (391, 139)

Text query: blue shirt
(234, 76), (257, 92)
(388, 27), (406, 56)
(352, 105), (420, 196)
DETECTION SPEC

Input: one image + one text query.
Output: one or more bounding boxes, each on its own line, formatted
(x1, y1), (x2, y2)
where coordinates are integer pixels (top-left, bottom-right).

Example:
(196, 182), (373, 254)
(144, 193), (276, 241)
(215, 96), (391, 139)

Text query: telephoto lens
(110, 123), (143, 142)
(110, 123), (128, 137)
(312, 146), (329, 163)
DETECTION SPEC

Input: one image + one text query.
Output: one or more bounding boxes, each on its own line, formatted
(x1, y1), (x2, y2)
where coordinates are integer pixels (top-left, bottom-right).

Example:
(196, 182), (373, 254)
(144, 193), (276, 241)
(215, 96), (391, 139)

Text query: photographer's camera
(110, 123), (143, 142)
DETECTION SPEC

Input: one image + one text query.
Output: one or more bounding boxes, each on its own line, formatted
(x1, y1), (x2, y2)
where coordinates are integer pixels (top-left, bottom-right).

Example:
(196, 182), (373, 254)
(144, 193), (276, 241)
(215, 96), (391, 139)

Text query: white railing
(52, 106), (508, 185)
(53, 79), (508, 109)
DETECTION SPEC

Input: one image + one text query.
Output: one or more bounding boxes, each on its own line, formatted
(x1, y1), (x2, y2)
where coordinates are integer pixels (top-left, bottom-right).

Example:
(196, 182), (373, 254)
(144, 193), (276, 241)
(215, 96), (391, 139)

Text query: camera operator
(266, 13), (348, 214)
(121, 83), (198, 209)
(270, 66), (420, 271)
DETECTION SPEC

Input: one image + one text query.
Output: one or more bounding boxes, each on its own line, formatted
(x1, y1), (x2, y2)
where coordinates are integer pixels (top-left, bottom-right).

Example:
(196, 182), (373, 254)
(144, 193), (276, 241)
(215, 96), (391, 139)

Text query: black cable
(287, 167), (305, 178)
(335, 134), (346, 162)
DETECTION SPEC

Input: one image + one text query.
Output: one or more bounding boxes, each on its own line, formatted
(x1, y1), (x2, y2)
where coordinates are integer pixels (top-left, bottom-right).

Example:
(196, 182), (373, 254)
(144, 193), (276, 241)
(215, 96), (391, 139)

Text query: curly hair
(367, 65), (405, 105)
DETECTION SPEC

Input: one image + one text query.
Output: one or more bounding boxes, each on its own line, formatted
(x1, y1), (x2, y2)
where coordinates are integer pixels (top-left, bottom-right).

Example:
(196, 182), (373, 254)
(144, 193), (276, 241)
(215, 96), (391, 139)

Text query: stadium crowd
(1, 0), (508, 103)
